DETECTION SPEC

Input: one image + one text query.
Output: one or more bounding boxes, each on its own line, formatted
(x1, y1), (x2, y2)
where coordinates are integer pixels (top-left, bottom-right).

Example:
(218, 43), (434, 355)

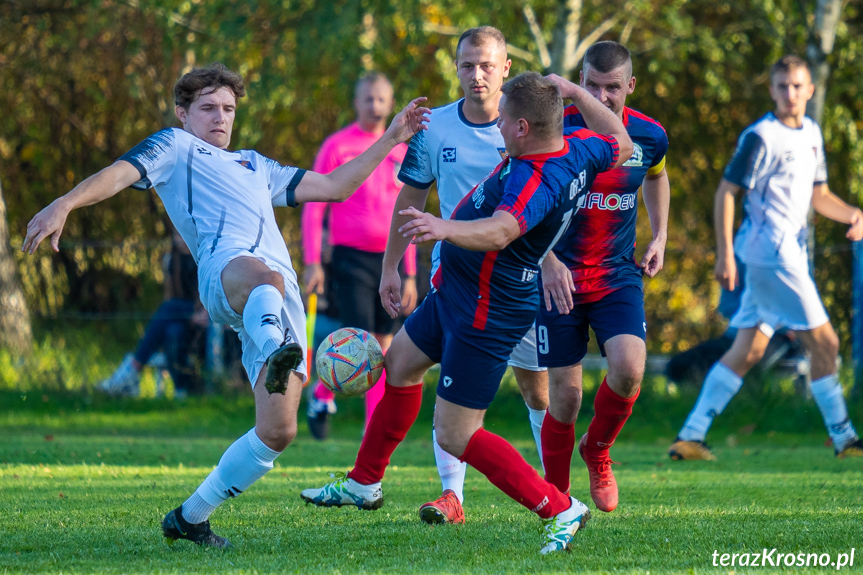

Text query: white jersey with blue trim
(723, 113), (827, 267)
(120, 127), (305, 280)
(397, 99), (507, 272)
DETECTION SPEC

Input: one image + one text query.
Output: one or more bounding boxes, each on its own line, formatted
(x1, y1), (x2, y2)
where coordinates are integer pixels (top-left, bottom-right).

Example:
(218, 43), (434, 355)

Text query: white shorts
(198, 250), (308, 388)
(729, 263), (829, 335)
(508, 324), (546, 372)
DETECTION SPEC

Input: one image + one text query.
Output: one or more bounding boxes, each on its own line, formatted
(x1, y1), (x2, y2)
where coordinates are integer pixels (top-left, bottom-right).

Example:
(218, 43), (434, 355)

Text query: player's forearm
(322, 136), (401, 202)
(811, 184), (862, 224)
(56, 162), (135, 212)
(440, 212), (519, 252)
(300, 203), (326, 265)
(642, 171), (670, 241)
(714, 179), (738, 260)
(567, 86), (633, 165)
(383, 185), (430, 272)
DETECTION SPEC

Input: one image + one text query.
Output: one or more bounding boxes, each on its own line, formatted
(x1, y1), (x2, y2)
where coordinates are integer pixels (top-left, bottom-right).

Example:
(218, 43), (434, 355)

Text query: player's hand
(400, 276), (418, 316)
(714, 254), (738, 291)
(22, 200), (70, 255)
(385, 97), (431, 145)
(303, 263), (325, 295)
(545, 74), (578, 99)
(847, 209), (863, 242)
(639, 236), (666, 278)
(541, 252), (575, 314)
(398, 206), (447, 244)
(379, 267), (403, 319)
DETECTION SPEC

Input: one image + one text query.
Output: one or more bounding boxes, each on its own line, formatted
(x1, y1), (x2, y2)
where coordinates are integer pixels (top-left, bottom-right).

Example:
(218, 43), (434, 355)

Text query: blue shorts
(536, 284), (646, 368)
(404, 290), (529, 410)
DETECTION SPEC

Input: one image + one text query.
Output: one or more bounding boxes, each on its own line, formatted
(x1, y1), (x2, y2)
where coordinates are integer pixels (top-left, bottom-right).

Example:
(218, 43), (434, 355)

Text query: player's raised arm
(640, 167), (670, 277)
(810, 183), (863, 241)
(545, 74), (632, 166)
(713, 178), (741, 290)
(379, 184), (432, 318)
(22, 160), (143, 254)
(294, 98), (430, 204)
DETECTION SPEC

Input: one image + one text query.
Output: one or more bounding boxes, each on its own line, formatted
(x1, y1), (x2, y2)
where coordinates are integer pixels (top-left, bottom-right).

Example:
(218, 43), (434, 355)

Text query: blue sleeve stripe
(282, 169), (306, 208)
(118, 156), (151, 190)
(723, 131), (767, 190)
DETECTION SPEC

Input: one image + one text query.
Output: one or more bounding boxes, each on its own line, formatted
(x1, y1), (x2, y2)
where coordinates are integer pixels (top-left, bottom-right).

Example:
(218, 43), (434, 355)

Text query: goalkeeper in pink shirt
(302, 72), (418, 439)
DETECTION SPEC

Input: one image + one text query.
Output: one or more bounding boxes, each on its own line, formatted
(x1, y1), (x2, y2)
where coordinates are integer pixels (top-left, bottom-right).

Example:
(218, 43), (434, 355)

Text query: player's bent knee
(257, 422), (296, 452)
(435, 430), (468, 460)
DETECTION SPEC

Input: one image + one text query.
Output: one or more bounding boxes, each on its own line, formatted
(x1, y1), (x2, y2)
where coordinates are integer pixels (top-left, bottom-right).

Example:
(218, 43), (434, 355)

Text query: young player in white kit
(669, 56), (863, 460)
(22, 63), (430, 547)
(378, 26), (549, 524)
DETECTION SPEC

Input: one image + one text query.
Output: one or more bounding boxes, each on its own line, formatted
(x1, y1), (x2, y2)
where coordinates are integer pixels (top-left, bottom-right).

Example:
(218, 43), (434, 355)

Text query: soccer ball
(315, 328), (384, 396)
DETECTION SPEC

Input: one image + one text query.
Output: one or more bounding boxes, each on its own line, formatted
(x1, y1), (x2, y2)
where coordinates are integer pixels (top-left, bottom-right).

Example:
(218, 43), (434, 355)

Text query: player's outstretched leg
(162, 372), (301, 547)
(455, 425), (589, 554)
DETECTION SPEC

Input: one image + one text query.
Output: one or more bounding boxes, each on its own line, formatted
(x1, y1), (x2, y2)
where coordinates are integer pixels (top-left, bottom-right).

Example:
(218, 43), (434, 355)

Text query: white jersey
(397, 99), (506, 271)
(723, 113), (827, 267)
(120, 128), (305, 281)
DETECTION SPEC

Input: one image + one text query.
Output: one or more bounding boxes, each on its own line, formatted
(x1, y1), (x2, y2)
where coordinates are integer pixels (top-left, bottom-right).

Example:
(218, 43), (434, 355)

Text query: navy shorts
(536, 284), (646, 368)
(404, 290), (529, 410)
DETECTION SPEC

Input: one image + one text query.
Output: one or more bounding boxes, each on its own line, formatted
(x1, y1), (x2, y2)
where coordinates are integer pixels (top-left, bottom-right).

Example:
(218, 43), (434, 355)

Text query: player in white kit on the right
(378, 26), (549, 525)
(669, 55), (863, 461)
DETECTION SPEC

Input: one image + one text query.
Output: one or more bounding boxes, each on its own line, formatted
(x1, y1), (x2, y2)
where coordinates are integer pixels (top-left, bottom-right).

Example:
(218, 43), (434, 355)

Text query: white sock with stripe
(678, 362), (743, 442)
(810, 374), (858, 451)
(182, 428), (281, 524)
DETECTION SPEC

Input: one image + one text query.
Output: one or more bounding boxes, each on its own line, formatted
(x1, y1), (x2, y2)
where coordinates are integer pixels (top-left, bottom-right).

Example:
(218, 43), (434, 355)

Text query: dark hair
(354, 71), (392, 98)
(501, 72), (563, 140)
(770, 55), (811, 80)
(174, 62), (245, 110)
(456, 26), (506, 59)
(583, 41), (632, 76)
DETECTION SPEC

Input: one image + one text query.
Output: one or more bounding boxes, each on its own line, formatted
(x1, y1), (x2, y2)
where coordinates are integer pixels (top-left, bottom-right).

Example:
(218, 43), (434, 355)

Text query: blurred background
(1, 0), (861, 394)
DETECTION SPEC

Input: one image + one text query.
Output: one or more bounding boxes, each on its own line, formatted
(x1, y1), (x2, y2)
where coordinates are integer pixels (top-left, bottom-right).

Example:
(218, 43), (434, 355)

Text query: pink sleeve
(403, 242), (417, 276)
(301, 202), (327, 265)
(302, 138), (340, 265)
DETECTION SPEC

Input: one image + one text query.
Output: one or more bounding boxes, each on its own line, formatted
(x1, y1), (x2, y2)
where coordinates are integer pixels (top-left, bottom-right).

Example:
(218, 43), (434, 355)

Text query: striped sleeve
(495, 162), (555, 236)
(723, 130), (768, 190)
(567, 128), (620, 172)
(119, 129), (178, 190)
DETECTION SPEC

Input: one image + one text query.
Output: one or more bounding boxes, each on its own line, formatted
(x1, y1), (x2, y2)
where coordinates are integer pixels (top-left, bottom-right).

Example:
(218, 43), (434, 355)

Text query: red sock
(541, 411), (575, 493)
(584, 378), (639, 457)
(460, 428), (570, 519)
(348, 382), (423, 485)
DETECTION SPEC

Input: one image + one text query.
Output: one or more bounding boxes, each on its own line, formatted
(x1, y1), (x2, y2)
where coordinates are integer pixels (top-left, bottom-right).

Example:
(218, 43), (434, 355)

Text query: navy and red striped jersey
(558, 105), (668, 304)
(432, 129), (619, 332)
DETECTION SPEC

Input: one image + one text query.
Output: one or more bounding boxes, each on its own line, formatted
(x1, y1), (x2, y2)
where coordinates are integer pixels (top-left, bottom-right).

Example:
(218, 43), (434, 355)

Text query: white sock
(182, 428), (281, 524)
(526, 404), (546, 472)
(433, 428), (467, 503)
(242, 284), (285, 360)
(678, 363), (743, 442)
(810, 374), (858, 450)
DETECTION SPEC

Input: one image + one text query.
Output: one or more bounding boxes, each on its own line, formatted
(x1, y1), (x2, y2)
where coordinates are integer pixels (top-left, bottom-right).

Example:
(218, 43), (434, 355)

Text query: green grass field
(1, 380), (862, 574)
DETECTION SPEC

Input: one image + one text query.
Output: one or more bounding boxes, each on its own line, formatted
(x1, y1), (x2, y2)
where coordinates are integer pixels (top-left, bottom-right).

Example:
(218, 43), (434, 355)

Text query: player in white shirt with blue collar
(670, 55), (863, 461)
(23, 62), (430, 547)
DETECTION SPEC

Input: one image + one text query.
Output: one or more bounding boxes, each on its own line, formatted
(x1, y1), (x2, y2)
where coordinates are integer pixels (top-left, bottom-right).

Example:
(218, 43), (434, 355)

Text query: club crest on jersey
(195, 146), (212, 156)
(497, 147), (508, 160)
(235, 159), (255, 171)
(471, 182), (485, 208)
(622, 143), (643, 167)
(442, 148), (457, 163)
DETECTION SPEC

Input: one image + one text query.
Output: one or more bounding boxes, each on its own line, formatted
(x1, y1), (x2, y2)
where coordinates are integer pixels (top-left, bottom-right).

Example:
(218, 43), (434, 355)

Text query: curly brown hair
(174, 62), (246, 110)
